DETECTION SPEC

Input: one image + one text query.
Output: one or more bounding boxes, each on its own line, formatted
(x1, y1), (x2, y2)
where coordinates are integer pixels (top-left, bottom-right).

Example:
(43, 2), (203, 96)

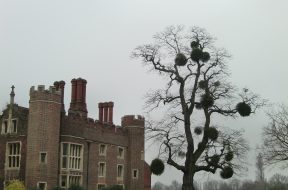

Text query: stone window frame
(132, 169), (138, 179)
(5, 141), (21, 169)
(37, 181), (47, 190)
(98, 162), (106, 177)
(97, 183), (106, 190)
(60, 174), (82, 189)
(99, 144), (107, 156)
(39, 152), (47, 164)
(117, 146), (124, 159)
(1, 120), (8, 134)
(60, 142), (84, 171)
(1, 118), (18, 134)
(117, 164), (124, 180)
(11, 119), (18, 133)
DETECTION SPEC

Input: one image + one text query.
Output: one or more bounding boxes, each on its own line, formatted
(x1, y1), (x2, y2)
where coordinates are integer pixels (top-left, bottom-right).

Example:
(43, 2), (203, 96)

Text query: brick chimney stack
(98, 101), (114, 124)
(68, 78), (88, 118)
(54, 80), (66, 114)
(108, 102), (114, 123)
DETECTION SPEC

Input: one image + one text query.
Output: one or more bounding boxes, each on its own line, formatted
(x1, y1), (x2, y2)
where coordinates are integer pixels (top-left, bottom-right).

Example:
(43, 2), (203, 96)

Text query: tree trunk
(182, 171), (195, 190)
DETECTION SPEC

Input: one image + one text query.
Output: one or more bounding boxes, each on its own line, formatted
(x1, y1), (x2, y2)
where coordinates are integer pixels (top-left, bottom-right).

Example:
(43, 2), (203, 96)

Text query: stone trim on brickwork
(37, 181), (47, 190)
(29, 100), (62, 104)
(5, 141), (21, 170)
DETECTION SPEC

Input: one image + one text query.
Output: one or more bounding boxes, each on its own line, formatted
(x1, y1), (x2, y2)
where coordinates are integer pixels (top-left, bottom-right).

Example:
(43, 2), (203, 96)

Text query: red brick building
(0, 78), (151, 190)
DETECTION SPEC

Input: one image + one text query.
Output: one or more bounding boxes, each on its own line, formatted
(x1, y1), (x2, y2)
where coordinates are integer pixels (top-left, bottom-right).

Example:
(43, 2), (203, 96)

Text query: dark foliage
(190, 48), (203, 62)
(198, 80), (207, 89)
(200, 94), (214, 108)
(190, 41), (199, 49)
(236, 102), (251, 117)
(225, 151), (234, 161)
(103, 185), (124, 190)
(68, 184), (84, 190)
(206, 127), (219, 141)
(220, 166), (234, 179)
(150, 158), (165, 175)
(194, 127), (203, 135)
(214, 81), (220, 87)
(201, 52), (210, 62)
(175, 53), (188, 66)
(209, 155), (220, 166)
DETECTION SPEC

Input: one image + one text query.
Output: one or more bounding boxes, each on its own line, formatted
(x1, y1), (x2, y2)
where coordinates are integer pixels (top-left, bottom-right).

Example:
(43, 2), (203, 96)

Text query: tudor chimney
(68, 78), (88, 118)
(98, 101), (114, 124)
(54, 80), (66, 114)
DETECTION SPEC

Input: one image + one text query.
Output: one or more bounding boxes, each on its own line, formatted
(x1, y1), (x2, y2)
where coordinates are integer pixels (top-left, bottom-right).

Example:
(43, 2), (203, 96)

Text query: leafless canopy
(132, 26), (264, 189)
(262, 105), (288, 168)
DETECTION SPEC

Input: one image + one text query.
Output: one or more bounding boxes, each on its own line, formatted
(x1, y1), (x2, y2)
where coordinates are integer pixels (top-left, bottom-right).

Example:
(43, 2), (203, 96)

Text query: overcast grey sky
(1, 0), (288, 185)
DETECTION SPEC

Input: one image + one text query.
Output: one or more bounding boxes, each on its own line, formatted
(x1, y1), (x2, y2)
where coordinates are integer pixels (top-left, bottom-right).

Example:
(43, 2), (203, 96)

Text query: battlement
(121, 115), (145, 127)
(29, 85), (62, 102)
(30, 85), (61, 95)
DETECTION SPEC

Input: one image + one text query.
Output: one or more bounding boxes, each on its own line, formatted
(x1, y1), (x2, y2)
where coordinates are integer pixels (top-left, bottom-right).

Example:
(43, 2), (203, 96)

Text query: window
(40, 152), (47, 164)
(132, 169), (138, 179)
(61, 143), (83, 170)
(6, 142), (21, 169)
(11, 119), (17, 133)
(1, 119), (17, 134)
(97, 184), (106, 190)
(69, 144), (82, 170)
(117, 164), (124, 179)
(117, 147), (124, 159)
(37, 182), (47, 190)
(99, 144), (107, 156)
(98, 162), (106, 177)
(60, 175), (81, 188)
(60, 175), (67, 188)
(2, 120), (8, 134)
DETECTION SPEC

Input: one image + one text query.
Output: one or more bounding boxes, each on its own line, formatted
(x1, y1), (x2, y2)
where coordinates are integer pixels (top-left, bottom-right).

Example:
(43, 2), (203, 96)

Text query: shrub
(5, 180), (26, 190)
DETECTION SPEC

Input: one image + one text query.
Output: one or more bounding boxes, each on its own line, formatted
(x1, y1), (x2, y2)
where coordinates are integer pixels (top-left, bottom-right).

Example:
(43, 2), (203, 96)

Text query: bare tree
(268, 173), (288, 190)
(132, 26), (264, 190)
(262, 105), (288, 168)
(256, 153), (265, 182)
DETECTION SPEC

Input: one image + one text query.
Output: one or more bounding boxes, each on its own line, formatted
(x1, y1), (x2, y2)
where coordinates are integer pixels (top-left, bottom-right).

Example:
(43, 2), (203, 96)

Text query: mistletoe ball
(198, 80), (207, 89)
(201, 52), (210, 62)
(200, 94), (214, 108)
(220, 166), (234, 179)
(206, 127), (219, 141)
(236, 102), (251, 117)
(190, 41), (199, 49)
(150, 158), (165, 175)
(191, 48), (203, 62)
(194, 127), (203, 135)
(175, 53), (188, 66)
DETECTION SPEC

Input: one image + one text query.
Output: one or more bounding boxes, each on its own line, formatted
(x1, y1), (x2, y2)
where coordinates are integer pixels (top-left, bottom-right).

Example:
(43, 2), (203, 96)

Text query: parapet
(29, 85), (62, 102)
(121, 115), (145, 127)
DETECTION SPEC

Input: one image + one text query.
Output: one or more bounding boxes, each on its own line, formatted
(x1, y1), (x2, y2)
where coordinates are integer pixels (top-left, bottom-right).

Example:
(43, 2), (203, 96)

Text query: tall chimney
(103, 102), (108, 122)
(68, 78), (88, 118)
(70, 79), (77, 109)
(54, 80), (66, 113)
(98, 103), (103, 122)
(108, 102), (114, 124)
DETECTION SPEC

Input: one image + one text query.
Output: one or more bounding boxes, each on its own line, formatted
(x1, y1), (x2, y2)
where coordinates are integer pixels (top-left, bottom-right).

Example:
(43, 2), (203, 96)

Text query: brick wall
(25, 86), (62, 190)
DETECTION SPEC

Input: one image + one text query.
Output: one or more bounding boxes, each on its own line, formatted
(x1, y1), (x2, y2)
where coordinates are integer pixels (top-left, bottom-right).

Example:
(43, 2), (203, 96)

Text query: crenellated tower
(122, 115), (145, 190)
(25, 85), (62, 190)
